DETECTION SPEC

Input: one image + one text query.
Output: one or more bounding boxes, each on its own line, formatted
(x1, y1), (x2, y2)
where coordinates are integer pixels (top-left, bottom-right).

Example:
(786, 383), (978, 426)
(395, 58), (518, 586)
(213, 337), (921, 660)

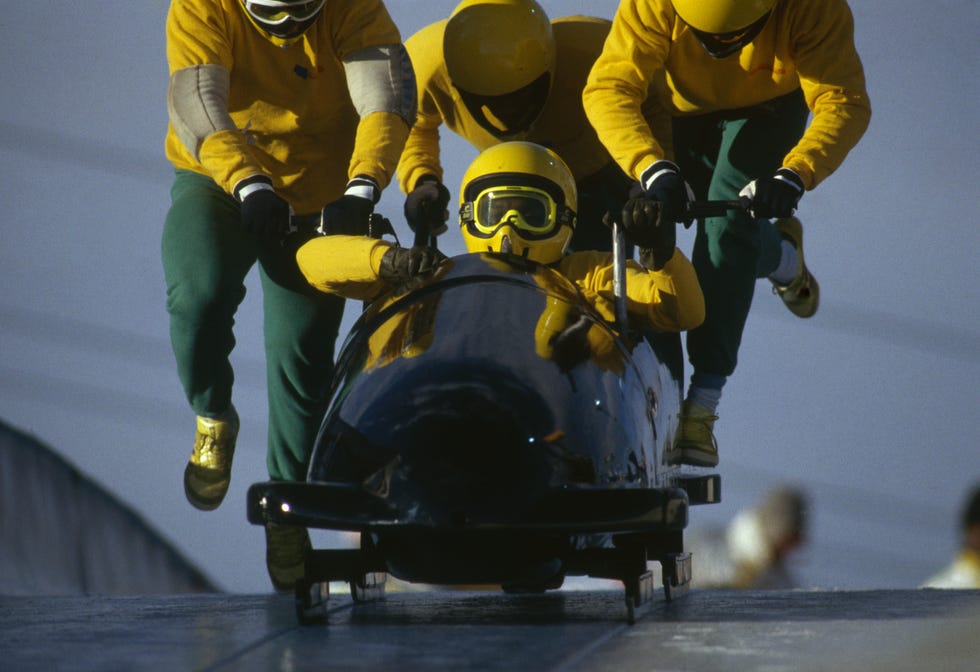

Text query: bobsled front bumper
(246, 481), (694, 534)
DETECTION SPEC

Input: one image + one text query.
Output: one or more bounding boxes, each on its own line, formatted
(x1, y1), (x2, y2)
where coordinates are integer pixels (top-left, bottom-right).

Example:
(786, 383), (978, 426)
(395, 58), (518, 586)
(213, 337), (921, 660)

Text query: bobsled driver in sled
(296, 141), (704, 339)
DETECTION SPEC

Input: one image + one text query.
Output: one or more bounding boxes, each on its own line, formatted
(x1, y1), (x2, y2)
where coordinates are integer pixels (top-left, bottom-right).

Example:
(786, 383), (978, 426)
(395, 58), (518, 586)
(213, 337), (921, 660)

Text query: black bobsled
(248, 246), (720, 624)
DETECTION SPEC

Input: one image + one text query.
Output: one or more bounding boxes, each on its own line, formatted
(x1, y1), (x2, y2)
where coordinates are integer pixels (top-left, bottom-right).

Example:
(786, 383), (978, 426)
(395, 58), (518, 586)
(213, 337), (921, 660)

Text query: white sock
(769, 239), (798, 286)
(687, 386), (722, 414)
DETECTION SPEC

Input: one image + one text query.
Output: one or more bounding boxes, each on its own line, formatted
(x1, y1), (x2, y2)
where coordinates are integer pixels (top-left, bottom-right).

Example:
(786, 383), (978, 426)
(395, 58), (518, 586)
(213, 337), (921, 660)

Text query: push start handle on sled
(413, 218), (438, 250)
(683, 197), (751, 220)
(610, 198), (750, 334)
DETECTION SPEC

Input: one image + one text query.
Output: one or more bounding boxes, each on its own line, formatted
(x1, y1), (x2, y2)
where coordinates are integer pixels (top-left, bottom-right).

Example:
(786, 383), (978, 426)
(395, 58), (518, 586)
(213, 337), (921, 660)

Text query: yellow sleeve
(166, 0), (232, 71)
(396, 22), (450, 193)
(781, 0), (871, 188)
(561, 250), (705, 332)
(583, 0), (674, 181)
(295, 235), (391, 301)
(334, 0), (412, 190)
(166, 0), (266, 191)
(349, 111), (411, 191)
(331, 0), (402, 58)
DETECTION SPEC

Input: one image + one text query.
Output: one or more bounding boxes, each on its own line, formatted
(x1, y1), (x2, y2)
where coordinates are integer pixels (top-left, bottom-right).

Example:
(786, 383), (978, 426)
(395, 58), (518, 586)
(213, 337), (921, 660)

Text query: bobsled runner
(248, 213), (724, 624)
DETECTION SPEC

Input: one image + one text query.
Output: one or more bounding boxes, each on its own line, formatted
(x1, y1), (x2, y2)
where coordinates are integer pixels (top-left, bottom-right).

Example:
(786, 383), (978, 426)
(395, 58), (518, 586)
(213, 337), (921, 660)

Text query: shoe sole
(773, 217), (819, 318)
(183, 464), (230, 511)
(664, 445), (718, 467)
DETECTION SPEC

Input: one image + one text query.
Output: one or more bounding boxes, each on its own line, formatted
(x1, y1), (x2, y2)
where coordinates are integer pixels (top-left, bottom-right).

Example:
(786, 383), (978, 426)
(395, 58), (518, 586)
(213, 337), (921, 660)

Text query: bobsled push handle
(610, 198), (749, 333)
(413, 218), (438, 250)
(612, 219), (629, 334)
(684, 197), (751, 220)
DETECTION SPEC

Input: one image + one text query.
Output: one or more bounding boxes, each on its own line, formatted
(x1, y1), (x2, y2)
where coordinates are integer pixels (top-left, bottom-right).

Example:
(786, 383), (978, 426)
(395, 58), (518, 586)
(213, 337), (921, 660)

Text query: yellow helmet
(673, 0), (774, 58)
(671, 0), (775, 34)
(459, 142), (577, 265)
(444, 0), (555, 137)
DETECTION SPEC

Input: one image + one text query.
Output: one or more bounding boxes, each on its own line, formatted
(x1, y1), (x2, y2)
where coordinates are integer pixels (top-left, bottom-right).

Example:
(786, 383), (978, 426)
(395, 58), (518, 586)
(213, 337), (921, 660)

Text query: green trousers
(673, 89), (809, 380)
(162, 170), (345, 481)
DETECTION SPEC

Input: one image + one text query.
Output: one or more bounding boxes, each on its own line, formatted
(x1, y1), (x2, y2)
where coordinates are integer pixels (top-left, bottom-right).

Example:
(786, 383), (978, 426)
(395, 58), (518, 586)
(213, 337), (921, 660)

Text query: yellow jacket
(397, 16), (669, 192)
(165, 0), (411, 214)
(584, 0), (871, 190)
(557, 250), (703, 333)
(296, 236), (704, 334)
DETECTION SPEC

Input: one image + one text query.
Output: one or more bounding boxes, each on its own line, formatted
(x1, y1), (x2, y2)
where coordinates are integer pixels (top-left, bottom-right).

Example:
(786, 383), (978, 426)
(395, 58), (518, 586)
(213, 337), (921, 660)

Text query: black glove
(319, 176), (379, 236)
(378, 245), (446, 291)
(640, 159), (693, 226)
(404, 176), (450, 236)
(236, 178), (291, 237)
(605, 197), (676, 271)
(741, 167), (804, 218)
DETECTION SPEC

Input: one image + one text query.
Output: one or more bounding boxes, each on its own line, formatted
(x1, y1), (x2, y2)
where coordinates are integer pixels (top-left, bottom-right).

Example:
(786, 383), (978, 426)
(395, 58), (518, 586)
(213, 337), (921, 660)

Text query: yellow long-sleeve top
(397, 16), (669, 193)
(296, 236), (705, 334)
(583, 0), (871, 190)
(165, 0), (410, 214)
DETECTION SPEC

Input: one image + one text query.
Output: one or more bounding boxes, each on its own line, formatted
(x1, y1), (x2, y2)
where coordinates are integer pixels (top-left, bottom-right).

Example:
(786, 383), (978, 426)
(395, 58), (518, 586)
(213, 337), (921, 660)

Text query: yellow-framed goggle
(464, 186), (560, 240)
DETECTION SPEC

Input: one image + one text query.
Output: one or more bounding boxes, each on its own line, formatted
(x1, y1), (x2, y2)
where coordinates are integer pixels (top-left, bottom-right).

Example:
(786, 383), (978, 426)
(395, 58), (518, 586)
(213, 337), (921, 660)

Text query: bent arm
(166, 0), (268, 195)
(344, 44), (417, 189)
(583, 0), (674, 181)
(783, 0), (871, 189)
(296, 235), (391, 301)
(396, 24), (448, 193)
(629, 251), (705, 332)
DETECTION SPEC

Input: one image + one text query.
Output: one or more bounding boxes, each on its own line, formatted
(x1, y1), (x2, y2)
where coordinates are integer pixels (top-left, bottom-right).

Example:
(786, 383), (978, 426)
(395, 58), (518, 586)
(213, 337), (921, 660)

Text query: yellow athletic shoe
(671, 400), (719, 467)
(183, 407), (239, 511)
(772, 217), (819, 318)
(265, 524), (311, 593)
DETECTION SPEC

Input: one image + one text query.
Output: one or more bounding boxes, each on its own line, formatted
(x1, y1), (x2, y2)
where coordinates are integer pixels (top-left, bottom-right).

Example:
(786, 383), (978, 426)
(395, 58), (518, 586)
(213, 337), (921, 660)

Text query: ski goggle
(466, 186), (559, 240)
(243, 0), (325, 25)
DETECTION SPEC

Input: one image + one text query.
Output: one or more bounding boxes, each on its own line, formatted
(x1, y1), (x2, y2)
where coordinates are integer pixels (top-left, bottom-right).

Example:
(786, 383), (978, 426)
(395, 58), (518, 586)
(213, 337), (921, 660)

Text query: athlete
(584, 0), (871, 466)
(397, 0), (670, 253)
(163, 0), (415, 591)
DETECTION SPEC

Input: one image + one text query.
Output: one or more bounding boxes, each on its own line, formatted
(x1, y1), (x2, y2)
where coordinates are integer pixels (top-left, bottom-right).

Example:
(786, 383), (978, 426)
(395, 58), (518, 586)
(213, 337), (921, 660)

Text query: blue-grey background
(1, 0), (977, 592)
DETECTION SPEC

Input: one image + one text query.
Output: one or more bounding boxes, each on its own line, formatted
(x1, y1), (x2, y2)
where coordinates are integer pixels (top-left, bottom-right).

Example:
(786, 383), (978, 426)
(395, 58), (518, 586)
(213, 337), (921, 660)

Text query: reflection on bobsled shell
(313, 253), (665, 508)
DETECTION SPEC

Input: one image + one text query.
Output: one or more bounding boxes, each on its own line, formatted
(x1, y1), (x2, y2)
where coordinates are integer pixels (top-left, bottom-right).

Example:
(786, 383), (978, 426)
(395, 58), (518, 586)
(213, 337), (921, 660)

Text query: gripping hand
(404, 176), (450, 236)
(640, 160), (694, 226)
(740, 168), (804, 218)
(378, 245), (446, 291)
(320, 176), (380, 236)
(235, 177), (291, 237)
(605, 197), (676, 271)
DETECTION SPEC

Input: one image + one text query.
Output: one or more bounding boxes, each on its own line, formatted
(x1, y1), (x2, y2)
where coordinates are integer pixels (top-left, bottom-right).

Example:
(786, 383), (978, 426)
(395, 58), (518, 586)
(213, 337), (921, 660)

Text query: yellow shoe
(265, 524), (311, 593)
(772, 217), (819, 318)
(671, 400), (719, 467)
(183, 407), (239, 511)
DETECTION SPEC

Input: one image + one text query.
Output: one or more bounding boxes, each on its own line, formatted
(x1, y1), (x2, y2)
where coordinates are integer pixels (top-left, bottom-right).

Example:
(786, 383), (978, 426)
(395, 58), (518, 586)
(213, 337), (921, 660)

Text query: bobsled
(248, 241), (720, 623)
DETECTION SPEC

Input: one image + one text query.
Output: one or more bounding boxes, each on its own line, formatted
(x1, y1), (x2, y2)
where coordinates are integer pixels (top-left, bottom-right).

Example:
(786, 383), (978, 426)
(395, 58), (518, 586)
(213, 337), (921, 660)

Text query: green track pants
(162, 170), (345, 481)
(672, 89), (809, 381)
